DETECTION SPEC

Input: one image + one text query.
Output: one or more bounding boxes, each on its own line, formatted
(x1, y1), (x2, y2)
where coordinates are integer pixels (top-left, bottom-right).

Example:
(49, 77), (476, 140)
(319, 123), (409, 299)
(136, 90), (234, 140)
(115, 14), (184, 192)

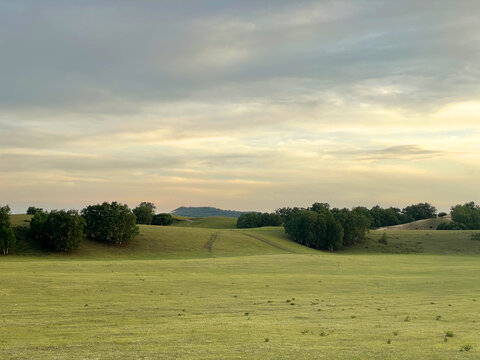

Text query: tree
(402, 203), (437, 222)
(284, 209), (344, 252)
(151, 213), (174, 226)
(29, 210), (85, 252)
(331, 208), (370, 246)
(26, 206), (44, 215)
(82, 202), (138, 245)
(0, 205), (16, 255)
(236, 212), (282, 228)
(437, 221), (468, 230)
(132, 202), (156, 225)
(450, 202), (480, 229)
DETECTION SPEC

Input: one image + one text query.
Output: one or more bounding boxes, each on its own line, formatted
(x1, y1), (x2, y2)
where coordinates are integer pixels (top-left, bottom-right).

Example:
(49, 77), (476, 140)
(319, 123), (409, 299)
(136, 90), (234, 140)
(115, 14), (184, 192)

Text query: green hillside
(8, 215), (480, 258)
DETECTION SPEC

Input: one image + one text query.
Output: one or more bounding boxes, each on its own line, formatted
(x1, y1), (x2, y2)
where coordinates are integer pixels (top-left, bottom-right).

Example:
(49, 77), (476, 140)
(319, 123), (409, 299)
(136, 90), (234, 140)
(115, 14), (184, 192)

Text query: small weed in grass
(393, 331), (399, 336)
(351, 315), (356, 318)
(386, 339), (391, 344)
(404, 316), (410, 322)
(301, 330), (309, 335)
(264, 338), (269, 343)
(436, 315), (442, 321)
(244, 312), (249, 316)
(319, 332), (327, 336)
(460, 344), (473, 352)
(445, 331), (454, 338)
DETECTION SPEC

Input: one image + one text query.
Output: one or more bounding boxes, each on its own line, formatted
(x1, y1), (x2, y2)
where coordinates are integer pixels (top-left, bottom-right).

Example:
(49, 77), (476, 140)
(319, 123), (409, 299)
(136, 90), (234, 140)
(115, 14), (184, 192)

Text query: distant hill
(171, 206), (248, 218)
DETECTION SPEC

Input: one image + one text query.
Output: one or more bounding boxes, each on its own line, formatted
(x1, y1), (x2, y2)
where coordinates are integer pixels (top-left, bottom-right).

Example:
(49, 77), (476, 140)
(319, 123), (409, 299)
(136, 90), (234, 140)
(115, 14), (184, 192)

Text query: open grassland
(2, 215), (480, 358)
(1, 254), (479, 359)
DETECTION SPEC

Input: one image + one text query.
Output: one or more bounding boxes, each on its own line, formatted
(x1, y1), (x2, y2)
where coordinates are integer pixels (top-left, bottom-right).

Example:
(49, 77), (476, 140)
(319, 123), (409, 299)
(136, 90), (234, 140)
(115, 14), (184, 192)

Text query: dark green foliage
(283, 203), (370, 251)
(402, 203), (437, 222)
(437, 221), (468, 230)
(450, 202), (480, 229)
(151, 213), (174, 226)
(236, 212), (282, 228)
(82, 202), (138, 245)
(438, 212), (447, 218)
(26, 206), (44, 215)
(0, 205), (16, 255)
(275, 207), (304, 222)
(29, 210), (85, 252)
(133, 202), (156, 225)
(331, 208), (371, 246)
(284, 209), (343, 252)
(369, 205), (406, 228)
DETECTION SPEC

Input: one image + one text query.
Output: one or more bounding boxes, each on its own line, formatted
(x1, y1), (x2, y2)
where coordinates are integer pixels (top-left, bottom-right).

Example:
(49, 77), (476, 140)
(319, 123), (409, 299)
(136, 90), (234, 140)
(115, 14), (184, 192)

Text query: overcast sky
(1, 0), (479, 213)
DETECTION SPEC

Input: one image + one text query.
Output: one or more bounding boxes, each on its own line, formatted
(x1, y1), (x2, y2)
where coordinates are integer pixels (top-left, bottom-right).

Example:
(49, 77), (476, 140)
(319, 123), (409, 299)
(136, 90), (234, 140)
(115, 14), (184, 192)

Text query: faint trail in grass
(203, 233), (217, 252)
(242, 233), (294, 253)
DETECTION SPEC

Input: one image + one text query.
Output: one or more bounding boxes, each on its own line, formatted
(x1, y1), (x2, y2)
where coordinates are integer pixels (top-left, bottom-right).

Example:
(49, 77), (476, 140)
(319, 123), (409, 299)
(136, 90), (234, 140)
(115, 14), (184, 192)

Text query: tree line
(1, 202), (174, 255)
(437, 202), (480, 230)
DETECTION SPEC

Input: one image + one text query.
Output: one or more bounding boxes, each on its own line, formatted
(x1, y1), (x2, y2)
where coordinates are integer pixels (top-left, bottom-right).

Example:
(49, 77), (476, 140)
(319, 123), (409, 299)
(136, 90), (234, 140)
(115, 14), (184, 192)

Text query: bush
(82, 202), (138, 245)
(438, 212), (447, 218)
(30, 210), (85, 252)
(151, 213), (174, 226)
(436, 221), (467, 230)
(0, 205), (16, 255)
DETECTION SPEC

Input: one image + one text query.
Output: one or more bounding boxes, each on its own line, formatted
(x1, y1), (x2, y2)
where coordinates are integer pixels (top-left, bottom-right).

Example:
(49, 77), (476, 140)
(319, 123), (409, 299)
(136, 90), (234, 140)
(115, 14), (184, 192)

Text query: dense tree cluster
(82, 202), (138, 245)
(30, 210), (85, 252)
(441, 202), (480, 230)
(236, 212), (283, 228)
(26, 206), (44, 215)
(151, 213), (174, 225)
(277, 203), (437, 230)
(0, 205), (16, 255)
(282, 203), (370, 252)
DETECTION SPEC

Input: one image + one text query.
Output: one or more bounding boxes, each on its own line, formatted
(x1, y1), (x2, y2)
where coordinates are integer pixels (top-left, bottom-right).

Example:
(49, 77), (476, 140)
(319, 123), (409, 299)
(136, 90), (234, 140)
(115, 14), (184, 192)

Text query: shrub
(445, 331), (454, 338)
(82, 202), (138, 245)
(438, 212), (447, 218)
(436, 221), (467, 230)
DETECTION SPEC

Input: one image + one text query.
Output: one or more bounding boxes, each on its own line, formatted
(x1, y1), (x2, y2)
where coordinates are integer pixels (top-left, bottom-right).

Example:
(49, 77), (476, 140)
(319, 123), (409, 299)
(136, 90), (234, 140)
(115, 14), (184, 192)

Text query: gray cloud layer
(1, 1), (480, 212)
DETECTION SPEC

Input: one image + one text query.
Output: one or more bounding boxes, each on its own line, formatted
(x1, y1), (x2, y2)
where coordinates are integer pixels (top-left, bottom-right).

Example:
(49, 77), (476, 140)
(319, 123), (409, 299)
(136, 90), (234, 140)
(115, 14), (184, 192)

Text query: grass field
(1, 216), (479, 359)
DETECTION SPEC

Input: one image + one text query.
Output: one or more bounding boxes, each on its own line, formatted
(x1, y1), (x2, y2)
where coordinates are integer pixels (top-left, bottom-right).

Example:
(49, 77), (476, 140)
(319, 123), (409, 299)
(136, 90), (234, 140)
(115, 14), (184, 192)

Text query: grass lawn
(1, 216), (479, 359)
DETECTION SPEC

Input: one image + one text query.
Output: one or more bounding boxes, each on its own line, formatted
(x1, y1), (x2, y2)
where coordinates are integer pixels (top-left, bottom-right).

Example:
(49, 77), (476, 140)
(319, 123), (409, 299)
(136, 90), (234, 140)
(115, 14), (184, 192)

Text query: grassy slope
(3, 215), (480, 359)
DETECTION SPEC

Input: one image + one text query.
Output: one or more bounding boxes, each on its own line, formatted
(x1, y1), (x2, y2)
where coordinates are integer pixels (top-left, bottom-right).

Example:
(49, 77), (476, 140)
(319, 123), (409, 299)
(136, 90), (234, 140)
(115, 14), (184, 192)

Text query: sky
(1, 0), (480, 213)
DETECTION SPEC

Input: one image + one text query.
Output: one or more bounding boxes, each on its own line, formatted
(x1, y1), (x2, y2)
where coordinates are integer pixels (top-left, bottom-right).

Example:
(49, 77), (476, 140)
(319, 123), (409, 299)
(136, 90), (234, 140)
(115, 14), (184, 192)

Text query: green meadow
(1, 216), (479, 359)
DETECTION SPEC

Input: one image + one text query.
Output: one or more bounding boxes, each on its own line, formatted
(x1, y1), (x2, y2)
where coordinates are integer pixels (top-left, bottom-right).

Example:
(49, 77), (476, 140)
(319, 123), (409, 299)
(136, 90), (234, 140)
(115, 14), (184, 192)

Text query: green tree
(26, 206), (44, 215)
(402, 203), (437, 222)
(0, 205), (16, 255)
(132, 202), (156, 225)
(30, 210), (85, 252)
(82, 202), (138, 245)
(450, 202), (480, 229)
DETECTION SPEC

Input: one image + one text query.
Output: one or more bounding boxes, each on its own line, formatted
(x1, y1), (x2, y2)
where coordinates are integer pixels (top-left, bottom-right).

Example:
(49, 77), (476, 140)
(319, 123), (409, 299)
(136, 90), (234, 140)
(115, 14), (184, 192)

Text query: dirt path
(242, 233), (293, 253)
(203, 233), (217, 252)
